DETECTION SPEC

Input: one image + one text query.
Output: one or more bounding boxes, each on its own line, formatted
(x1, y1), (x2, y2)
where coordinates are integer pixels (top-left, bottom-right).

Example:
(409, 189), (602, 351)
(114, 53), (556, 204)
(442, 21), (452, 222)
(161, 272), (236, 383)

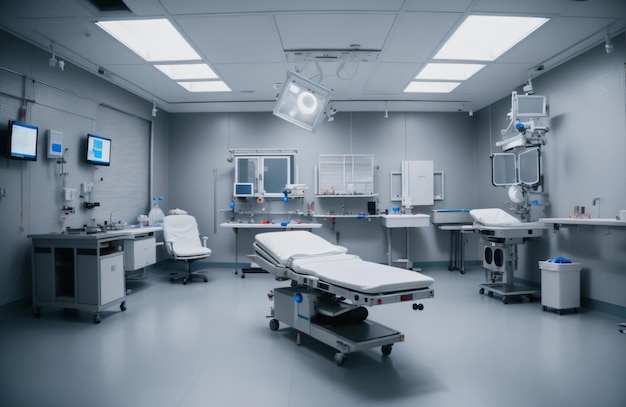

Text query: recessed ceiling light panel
(416, 63), (485, 80)
(96, 19), (201, 61)
(434, 15), (549, 61)
(177, 81), (231, 92)
(404, 81), (461, 93)
(155, 64), (218, 80)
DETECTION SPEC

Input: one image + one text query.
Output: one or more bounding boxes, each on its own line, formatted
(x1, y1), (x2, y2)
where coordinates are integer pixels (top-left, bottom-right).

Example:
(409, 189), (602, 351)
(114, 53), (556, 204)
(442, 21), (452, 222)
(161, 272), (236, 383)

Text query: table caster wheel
(381, 344), (393, 356)
(412, 303), (424, 311)
(502, 296), (508, 304)
(203, 277), (208, 282)
(120, 301), (127, 311)
(479, 288), (485, 295)
(93, 313), (102, 324)
(182, 278), (188, 285)
(32, 307), (42, 318)
(542, 305), (547, 312)
(334, 353), (345, 366)
(269, 319), (279, 331)
(488, 291), (493, 297)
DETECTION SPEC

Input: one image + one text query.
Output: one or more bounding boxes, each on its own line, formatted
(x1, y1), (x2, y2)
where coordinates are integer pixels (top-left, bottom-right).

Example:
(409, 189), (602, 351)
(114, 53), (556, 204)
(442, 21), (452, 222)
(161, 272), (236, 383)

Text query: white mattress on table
(470, 208), (520, 226)
(255, 231), (434, 294)
(469, 208), (546, 231)
(255, 231), (347, 265)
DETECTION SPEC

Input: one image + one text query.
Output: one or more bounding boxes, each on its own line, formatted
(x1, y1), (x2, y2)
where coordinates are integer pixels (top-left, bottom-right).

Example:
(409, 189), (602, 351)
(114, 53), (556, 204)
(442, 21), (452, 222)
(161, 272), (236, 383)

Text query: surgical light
(273, 71), (332, 132)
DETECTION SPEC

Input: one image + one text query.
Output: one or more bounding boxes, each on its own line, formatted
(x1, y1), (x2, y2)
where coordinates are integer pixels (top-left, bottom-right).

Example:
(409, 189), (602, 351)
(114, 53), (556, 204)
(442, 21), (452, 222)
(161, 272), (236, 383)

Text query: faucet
(592, 197), (601, 218)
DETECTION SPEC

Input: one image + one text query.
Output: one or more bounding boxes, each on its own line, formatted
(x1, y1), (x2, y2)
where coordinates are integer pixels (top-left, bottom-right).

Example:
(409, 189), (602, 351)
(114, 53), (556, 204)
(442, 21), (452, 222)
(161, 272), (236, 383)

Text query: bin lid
(538, 261), (582, 271)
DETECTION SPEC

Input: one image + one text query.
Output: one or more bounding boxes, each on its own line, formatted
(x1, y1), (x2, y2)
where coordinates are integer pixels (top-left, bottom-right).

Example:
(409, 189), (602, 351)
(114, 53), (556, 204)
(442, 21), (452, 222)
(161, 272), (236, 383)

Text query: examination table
(251, 231), (435, 365)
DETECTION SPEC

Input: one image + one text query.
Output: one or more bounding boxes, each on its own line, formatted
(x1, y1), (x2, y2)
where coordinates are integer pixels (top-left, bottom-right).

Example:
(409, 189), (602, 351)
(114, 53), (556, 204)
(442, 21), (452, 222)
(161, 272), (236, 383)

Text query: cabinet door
(100, 253), (125, 305)
(33, 248), (54, 302)
(124, 237), (156, 270)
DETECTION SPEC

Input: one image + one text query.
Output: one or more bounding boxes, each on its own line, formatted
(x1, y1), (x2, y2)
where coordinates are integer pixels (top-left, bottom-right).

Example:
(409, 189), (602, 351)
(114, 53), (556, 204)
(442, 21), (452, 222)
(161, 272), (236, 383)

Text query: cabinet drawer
(124, 237), (156, 271)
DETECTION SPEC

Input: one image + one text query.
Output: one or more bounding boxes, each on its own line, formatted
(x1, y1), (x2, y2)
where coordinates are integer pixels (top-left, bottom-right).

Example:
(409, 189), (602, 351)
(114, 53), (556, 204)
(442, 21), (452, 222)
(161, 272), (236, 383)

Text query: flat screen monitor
(233, 182), (254, 197)
(8, 121), (38, 161)
(514, 93), (548, 117)
(86, 134), (111, 166)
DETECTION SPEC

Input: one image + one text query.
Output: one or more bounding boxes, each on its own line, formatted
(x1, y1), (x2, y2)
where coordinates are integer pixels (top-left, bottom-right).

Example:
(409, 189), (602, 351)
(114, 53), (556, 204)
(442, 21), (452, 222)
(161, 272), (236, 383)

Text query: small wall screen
(86, 134), (111, 166)
(8, 121), (38, 161)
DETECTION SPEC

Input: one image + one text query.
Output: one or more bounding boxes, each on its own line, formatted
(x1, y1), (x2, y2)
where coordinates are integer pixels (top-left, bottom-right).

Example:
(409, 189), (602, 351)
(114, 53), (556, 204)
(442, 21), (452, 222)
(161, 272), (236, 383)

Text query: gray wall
(167, 110), (479, 266)
(0, 31), (169, 307)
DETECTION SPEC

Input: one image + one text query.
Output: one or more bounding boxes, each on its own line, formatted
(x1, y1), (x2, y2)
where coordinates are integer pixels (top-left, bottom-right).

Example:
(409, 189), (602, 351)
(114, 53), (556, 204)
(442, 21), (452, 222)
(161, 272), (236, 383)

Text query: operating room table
(250, 230), (435, 365)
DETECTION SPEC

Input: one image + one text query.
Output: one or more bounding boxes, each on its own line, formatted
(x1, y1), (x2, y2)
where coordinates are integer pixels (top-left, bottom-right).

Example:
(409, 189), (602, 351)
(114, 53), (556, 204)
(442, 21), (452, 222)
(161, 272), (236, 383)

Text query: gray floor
(0, 264), (624, 407)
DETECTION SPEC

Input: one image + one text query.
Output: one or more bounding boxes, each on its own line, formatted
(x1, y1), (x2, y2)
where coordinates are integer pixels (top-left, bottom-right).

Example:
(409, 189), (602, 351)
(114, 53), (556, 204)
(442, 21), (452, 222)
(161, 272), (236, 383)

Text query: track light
(49, 49), (57, 67)
(605, 31), (614, 54)
(151, 100), (158, 117)
(384, 101), (388, 118)
(48, 42), (65, 71)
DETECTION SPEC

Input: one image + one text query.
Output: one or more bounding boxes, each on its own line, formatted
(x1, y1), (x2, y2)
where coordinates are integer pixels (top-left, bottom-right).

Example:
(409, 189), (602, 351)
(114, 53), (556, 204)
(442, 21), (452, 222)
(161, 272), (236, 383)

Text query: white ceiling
(0, 0), (624, 114)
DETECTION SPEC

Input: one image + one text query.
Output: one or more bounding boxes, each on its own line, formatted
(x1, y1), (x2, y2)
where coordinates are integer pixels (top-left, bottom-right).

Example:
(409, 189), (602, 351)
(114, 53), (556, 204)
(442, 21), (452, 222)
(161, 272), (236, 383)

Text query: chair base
(169, 270), (209, 285)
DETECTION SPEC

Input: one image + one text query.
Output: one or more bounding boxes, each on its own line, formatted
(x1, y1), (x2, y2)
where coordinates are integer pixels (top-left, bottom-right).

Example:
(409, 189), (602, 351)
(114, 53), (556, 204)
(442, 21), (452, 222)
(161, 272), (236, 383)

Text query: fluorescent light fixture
(416, 63), (485, 80)
(154, 64), (218, 80)
(177, 81), (231, 92)
(96, 19), (201, 61)
(273, 71), (332, 132)
(434, 15), (549, 61)
(404, 81), (461, 93)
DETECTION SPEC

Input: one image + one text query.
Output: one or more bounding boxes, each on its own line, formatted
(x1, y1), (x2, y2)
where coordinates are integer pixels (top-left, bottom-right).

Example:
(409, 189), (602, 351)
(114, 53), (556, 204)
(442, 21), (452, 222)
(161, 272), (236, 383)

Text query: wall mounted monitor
(8, 120), (38, 161)
(86, 134), (111, 166)
(233, 182), (254, 197)
(513, 92), (548, 118)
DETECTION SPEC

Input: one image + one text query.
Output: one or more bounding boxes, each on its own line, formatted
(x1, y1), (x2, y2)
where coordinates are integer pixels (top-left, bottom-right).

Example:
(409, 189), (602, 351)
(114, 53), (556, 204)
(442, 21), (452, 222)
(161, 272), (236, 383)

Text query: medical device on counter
(148, 196), (165, 226)
(282, 183), (307, 201)
(233, 182), (254, 198)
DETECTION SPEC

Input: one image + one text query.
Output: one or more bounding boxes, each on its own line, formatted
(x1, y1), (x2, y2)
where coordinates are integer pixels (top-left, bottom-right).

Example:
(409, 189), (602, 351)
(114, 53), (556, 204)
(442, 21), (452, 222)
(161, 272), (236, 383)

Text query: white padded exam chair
(163, 214), (212, 285)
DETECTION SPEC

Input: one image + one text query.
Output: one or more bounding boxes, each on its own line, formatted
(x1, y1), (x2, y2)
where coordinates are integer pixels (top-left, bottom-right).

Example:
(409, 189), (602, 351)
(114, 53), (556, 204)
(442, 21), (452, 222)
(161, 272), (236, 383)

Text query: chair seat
(173, 246), (212, 258)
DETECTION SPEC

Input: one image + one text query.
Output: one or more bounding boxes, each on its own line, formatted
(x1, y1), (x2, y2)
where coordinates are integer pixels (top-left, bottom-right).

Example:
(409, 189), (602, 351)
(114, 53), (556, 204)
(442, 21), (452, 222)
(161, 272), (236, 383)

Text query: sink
(382, 214), (430, 228)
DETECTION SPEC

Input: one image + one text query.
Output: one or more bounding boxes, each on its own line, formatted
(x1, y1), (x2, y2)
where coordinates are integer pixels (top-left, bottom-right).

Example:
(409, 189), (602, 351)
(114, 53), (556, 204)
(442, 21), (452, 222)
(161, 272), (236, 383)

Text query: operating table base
(269, 286), (408, 366)
(479, 283), (539, 304)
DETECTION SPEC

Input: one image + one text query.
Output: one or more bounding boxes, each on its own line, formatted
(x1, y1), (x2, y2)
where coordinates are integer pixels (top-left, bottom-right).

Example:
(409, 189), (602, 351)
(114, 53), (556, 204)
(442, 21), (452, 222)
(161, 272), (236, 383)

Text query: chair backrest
(163, 214), (202, 254)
